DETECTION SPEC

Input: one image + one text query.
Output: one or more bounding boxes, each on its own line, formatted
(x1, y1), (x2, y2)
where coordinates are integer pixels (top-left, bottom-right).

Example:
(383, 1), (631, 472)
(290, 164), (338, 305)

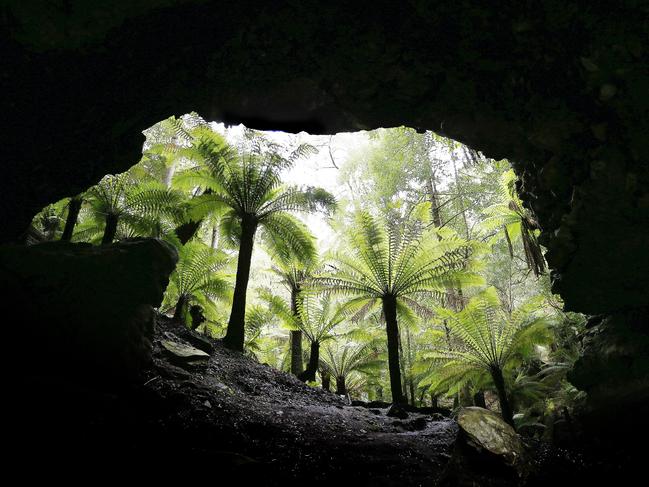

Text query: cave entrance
(29, 114), (551, 406)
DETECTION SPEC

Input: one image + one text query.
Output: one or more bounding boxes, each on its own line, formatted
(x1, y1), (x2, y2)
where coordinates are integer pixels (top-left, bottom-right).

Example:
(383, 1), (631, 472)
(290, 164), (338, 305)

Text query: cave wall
(3, 0), (648, 318)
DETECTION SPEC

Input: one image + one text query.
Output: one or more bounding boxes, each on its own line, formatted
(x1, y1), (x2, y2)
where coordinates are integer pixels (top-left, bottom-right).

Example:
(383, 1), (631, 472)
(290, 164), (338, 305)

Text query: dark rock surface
(568, 309), (649, 442)
(3, 1), (648, 320)
(0, 238), (177, 382)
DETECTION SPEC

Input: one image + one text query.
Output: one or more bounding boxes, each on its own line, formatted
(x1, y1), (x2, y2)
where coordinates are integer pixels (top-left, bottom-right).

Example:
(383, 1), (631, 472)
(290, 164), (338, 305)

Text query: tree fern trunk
(290, 287), (303, 375)
(383, 294), (405, 404)
(173, 294), (188, 325)
(102, 213), (119, 244)
(299, 340), (319, 382)
(321, 370), (331, 391)
(224, 217), (256, 351)
(61, 196), (82, 241)
(491, 367), (515, 427)
(336, 375), (346, 396)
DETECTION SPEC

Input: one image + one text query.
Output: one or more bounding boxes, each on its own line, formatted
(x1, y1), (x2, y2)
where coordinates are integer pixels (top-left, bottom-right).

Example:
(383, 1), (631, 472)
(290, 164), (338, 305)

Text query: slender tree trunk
(290, 287), (303, 376)
(210, 225), (219, 249)
(61, 196), (82, 241)
(503, 225), (514, 258)
(376, 385), (384, 401)
(336, 375), (346, 396)
(102, 213), (119, 244)
(299, 340), (319, 382)
(474, 390), (487, 408)
(173, 294), (188, 325)
(224, 217), (257, 351)
(490, 367), (515, 427)
(383, 295), (405, 404)
(321, 370), (331, 391)
(409, 380), (416, 407)
(431, 393), (438, 408)
(164, 162), (176, 188)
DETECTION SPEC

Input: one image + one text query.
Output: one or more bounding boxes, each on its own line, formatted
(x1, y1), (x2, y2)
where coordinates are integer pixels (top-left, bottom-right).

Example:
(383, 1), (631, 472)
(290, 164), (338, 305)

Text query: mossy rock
(457, 407), (524, 467)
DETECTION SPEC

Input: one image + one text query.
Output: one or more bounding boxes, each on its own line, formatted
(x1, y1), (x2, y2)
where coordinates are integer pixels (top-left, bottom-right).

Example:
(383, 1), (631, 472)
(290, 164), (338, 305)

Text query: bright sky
(211, 123), (371, 249)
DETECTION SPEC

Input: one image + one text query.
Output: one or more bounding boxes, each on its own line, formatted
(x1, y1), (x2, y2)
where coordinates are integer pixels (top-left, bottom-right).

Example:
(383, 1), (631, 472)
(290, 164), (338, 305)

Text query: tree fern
(480, 169), (546, 276)
(321, 341), (383, 395)
(314, 210), (482, 404)
(177, 130), (335, 351)
(162, 241), (232, 328)
(421, 287), (554, 426)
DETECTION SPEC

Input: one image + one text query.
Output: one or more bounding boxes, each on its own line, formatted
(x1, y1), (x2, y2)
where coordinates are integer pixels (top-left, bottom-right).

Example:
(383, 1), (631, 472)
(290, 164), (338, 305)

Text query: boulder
(0, 238), (177, 383)
(457, 407), (524, 467)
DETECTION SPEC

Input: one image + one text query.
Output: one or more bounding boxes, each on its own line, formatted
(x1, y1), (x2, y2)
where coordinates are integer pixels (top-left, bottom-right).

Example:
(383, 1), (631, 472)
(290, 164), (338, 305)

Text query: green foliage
(315, 210), (482, 319)
(421, 287), (556, 418)
(321, 341), (383, 382)
(30, 118), (583, 412)
(479, 169), (546, 276)
(162, 241), (232, 326)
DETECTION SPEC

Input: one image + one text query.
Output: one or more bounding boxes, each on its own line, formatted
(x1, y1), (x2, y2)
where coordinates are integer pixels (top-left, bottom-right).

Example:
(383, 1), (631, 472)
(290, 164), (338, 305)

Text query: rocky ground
(8, 313), (619, 485)
(142, 316), (459, 485)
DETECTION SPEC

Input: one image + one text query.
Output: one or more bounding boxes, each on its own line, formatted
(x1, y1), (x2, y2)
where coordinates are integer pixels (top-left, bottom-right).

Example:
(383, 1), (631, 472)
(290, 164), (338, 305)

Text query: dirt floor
(137, 316), (459, 485)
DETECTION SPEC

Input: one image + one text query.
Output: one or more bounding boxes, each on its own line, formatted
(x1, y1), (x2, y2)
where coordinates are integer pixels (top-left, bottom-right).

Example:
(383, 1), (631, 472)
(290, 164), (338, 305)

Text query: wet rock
(387, 404), (409, 419)
(457, 407), (524, 467)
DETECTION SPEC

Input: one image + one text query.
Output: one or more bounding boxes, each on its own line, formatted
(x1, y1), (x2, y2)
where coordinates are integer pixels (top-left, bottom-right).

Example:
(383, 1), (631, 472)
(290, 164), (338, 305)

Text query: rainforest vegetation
(32, 113), (586, 436)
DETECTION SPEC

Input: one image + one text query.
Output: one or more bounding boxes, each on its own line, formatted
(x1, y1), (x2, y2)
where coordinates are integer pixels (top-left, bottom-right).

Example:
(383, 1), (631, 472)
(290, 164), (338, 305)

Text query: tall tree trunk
(336, 375), (346, 395)
(321, 370), (331, 391)
(61, 196), (82, 241)
(490, 367), (515, 427)
(409, 380), (416, 407)
(290, 287), (303, 376)
(102, 213), (119, 244)
(173, 294), (188, 325)
(431, 393), (438, 408)
(299, 340), (319, 382)
(290, 330), (303, 375)
(383, 294), (405, 404)
(224, 217), (257, 351)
